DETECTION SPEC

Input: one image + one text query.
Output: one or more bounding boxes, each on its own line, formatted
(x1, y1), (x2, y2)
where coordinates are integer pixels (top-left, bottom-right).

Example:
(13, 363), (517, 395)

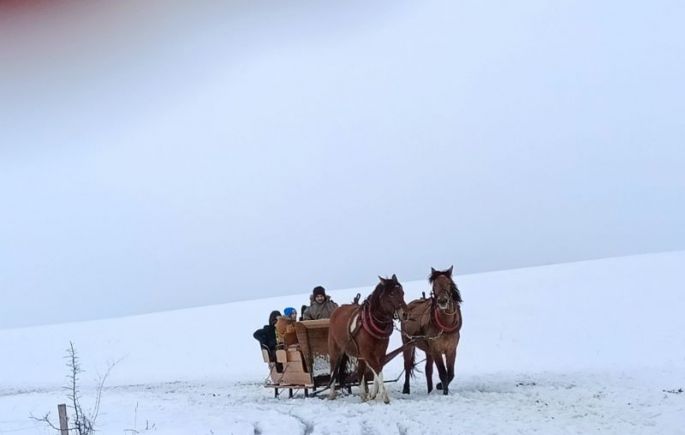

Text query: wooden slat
(299, 319), (330, 328)
(295, 319), (330, 374)
(261, 349), (270, 363)
(286, 349), (302, 362)
(263, 319), (336, 392)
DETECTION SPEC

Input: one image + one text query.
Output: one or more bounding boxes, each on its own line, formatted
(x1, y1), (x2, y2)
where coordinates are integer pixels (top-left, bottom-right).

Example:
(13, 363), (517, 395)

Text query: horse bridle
(429, 287), (460, 333)
(430, 288), (460, 315)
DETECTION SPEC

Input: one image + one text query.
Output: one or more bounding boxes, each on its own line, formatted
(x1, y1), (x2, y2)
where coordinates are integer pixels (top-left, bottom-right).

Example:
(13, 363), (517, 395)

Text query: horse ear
(431, 267), (437, 275)
(446, 265), (453, 276)
(391, 274), (398, 282)
(378, 275), (385, 283)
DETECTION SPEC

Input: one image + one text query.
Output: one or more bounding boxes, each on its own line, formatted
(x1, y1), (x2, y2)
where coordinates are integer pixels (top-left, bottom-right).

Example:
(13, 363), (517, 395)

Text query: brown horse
(402, 266), (462, 395)
(328, 275), (407, 403)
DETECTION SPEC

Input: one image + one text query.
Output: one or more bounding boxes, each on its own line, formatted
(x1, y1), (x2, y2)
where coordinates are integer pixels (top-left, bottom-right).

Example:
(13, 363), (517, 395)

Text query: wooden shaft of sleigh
(382, 339), (418, 367)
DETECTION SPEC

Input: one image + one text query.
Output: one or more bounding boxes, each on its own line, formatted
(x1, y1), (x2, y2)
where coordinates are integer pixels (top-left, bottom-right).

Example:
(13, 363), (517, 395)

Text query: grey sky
(1, 0), (684, 329)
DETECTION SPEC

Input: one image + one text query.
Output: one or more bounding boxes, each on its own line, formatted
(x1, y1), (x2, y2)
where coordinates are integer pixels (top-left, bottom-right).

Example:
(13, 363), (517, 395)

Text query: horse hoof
(436, 382), (443, 390)
(383, 397), (390, 404)
(402, 386), (410, 394)
(443, 389), (448, 396)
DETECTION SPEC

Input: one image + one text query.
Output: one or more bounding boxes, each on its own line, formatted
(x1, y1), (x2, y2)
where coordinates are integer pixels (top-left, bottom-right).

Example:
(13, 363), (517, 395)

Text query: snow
(1, 252), (684, 434)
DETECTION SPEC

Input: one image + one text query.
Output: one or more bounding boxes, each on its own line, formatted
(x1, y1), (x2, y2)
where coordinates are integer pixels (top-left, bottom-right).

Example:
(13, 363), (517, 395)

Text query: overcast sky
(1, 0), (684, 329)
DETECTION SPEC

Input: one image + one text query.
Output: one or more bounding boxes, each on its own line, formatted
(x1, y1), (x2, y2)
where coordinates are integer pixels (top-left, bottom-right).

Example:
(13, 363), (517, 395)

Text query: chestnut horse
(402, 266), (462, 395)
(328, 275), (407, 403)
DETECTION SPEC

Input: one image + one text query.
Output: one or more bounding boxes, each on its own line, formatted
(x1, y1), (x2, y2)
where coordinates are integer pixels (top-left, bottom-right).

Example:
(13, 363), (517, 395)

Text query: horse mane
(429, 270), (463, 304)
(365, 281), (385, 306)
(363, 279), (400, 319)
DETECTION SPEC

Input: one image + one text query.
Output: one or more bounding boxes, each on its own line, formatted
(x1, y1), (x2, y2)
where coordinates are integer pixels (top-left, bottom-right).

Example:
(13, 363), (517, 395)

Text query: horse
(401, 266), (462, 395)
(327, 274), (408, 404)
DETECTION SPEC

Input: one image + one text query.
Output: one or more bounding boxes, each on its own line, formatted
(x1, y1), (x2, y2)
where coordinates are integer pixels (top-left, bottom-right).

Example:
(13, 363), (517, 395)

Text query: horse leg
(367, 360), (389, 404)
(378, 370), (389, 404)
(425, 354), (434, 394)
(434, 353), (449, 395)
(402, 344), (415, 394)
(368, 364), (379, 400)
(446, 348), (457, 387)
(437, 349), (457, 391)
(357, 360), (368, 402)
(375, 357), (390, 404)
(328, 345), (341, 400)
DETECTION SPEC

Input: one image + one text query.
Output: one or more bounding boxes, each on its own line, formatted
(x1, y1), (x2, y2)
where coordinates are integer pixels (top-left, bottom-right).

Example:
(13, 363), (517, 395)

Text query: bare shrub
(31, 341), (117, 435)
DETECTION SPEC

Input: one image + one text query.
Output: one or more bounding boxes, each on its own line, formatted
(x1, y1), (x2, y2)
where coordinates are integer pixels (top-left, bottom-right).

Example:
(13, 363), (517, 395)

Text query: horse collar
(432, 302), (460, 333)
(361, 300), (393, 340)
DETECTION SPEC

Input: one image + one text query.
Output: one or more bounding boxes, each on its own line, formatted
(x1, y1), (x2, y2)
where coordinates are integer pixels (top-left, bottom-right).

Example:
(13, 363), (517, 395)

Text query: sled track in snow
(1, 370), (683, 434)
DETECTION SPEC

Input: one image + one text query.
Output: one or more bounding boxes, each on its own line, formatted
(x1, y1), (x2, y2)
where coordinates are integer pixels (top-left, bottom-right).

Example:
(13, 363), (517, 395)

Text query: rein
(395, 322), (444, 342)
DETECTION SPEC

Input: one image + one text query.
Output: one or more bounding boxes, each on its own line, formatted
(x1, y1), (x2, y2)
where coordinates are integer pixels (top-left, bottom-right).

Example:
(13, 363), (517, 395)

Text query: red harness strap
(432, 304), (460, 333)
(361, 301), (393, 340)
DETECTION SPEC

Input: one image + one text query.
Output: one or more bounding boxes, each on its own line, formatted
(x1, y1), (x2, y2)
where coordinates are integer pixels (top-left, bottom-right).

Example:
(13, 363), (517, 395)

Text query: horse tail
(404, 343), (417, 379)
(328, 352), (349, 390)
(336, 353), (349, 387)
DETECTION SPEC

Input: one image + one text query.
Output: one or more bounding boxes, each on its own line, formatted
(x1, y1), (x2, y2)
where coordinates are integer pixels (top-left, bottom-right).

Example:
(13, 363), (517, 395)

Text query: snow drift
(1, 252), (684, 434)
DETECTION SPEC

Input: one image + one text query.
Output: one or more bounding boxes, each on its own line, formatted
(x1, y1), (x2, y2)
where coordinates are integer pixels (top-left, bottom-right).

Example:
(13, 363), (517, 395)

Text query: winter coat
(253, 310), (280, 354)
(302, 295), (338, 320)
(275, 316), (299, 347)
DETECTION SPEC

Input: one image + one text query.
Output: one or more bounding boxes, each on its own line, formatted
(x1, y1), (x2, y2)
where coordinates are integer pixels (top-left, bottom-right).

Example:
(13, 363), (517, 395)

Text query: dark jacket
(302, 295), (338, 320)
(253, 310), (280, 354)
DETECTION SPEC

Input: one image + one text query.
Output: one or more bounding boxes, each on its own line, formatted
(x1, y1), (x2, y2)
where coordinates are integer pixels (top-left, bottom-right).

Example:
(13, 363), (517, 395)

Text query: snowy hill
(1, 252), (684, 434)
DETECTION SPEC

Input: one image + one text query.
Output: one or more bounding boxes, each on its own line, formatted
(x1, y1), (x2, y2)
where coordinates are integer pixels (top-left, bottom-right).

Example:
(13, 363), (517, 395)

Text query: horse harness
(344, 297), (394, 358)
(431, 297), (460, 333)
(399, 292), (460, 342)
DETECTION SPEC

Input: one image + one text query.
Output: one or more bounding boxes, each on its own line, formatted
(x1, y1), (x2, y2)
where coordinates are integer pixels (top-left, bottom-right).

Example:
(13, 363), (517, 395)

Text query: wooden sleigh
(260, 318), (413, 398)
(261, 319), (337, 398)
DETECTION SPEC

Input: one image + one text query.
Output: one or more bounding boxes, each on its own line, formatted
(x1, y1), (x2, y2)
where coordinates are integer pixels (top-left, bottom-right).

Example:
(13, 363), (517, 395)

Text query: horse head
(376, 274), (408, 321)
(429, 266), (462, 311)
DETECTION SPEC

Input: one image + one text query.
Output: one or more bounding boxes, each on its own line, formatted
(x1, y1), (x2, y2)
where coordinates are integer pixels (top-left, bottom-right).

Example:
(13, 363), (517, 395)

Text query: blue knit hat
(284, 307), (296, 317)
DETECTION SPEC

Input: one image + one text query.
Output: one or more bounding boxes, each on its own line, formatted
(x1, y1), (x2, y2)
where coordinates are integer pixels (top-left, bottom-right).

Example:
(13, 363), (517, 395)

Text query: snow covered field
(2, 252), (684, 434)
